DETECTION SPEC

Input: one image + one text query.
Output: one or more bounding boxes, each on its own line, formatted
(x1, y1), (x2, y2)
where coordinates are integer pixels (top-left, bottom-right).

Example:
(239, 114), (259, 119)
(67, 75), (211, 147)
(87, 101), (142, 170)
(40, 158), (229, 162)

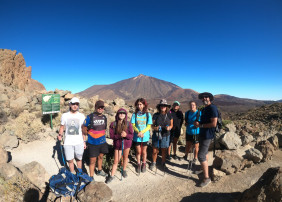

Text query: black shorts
(134, 141), (148, 147)
(186, 134), (199, 144)
(87, 142), (109, 158)
(171, 129), (181, 139)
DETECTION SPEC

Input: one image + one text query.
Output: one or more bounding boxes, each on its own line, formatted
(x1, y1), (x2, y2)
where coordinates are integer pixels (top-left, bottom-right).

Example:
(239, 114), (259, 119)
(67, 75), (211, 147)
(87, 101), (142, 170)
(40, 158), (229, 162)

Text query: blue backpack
(49, 168), (93, 197)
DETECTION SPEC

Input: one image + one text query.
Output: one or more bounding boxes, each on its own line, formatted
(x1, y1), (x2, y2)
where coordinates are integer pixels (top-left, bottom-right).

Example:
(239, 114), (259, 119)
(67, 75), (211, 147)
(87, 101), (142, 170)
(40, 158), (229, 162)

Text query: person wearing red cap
(82, 100), (108, 179)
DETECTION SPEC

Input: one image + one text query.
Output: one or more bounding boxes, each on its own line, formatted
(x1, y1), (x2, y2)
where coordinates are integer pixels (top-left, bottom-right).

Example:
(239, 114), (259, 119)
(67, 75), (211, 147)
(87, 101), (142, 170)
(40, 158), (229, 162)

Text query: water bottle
(158, 126), (162, 140)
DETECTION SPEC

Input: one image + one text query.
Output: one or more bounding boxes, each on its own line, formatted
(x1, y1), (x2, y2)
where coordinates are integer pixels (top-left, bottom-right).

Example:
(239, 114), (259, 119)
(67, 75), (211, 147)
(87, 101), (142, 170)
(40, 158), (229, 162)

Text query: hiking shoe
(97, 170), (107, 177)
(149, 162), (156, 171)
(199, 178), (211, 187)
(90, 176), (95, 181)
(122, 170), (128, 178)
(136, 164), (141, 173)
(106, 175), (114, 184)
(172, 154), (177, 160)
(166, 155), (172, 161)
(193, 158), (197, 163)
(141, 163), (146, 173)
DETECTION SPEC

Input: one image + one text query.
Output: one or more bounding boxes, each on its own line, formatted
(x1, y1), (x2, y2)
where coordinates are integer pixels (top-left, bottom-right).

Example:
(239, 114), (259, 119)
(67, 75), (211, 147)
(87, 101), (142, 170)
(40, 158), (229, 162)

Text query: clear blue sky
(1, 0), (281, 100)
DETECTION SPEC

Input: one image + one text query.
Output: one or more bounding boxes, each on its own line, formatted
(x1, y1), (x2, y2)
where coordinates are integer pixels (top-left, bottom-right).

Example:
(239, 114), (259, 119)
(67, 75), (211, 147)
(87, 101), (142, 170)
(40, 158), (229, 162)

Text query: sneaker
(172, 154), (177, 160)
(136, 164), (141, 173)
(149, 162), (156, 171)
(193, 158), (197, 163)
(105, 175), (114, 184)
(167, 155), (172, 161)
(199, 178), (211, 187)
(141, 163), (146, 173)
(122, 170), (128, 178)
(97, 170), (107, 177)
(90, 176), (95, 181)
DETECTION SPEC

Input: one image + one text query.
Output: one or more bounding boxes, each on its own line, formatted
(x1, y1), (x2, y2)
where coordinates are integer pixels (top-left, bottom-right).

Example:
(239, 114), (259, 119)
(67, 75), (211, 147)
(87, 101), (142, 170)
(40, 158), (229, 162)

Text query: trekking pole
(121, 138), (124, 181)
(163, 125), (169, 177)
(139, 136), (143, 176)
(59, 140), (66, 168)
(155, 126), (162, 175)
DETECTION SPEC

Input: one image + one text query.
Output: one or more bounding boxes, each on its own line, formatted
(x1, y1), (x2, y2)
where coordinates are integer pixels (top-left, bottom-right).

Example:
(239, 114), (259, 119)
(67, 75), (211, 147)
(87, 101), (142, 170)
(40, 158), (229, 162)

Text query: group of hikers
(57, 92), (219, 188)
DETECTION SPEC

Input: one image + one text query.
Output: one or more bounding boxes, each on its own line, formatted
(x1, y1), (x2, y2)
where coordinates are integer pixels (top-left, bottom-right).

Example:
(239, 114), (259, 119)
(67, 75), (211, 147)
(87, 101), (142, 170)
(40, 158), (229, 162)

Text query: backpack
(215, 109), (222, 133)
(87, 113), (107, 130)
(49, 168), (92, 198)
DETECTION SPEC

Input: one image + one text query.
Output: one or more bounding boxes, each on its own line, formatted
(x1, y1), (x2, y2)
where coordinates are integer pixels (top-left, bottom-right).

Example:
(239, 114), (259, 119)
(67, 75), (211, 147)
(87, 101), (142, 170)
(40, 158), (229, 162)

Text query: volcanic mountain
(78, 74), (275, 115)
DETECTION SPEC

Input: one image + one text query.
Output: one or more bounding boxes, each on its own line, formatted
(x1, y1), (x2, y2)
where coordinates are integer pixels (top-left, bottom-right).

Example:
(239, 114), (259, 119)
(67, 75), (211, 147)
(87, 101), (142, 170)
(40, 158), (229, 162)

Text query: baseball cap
(69, 97), (80, 104)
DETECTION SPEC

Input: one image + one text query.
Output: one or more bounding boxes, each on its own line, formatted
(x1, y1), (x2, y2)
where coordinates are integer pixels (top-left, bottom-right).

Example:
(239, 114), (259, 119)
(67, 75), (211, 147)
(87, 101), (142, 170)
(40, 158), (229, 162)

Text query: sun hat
(69, 97), (80, 104)
(157, 99), (171, 108)
(198, 92), (214, 101)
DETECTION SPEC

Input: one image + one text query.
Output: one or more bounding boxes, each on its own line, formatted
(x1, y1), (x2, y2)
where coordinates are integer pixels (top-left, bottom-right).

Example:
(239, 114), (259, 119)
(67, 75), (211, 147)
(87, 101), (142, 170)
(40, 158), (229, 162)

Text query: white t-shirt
(61, 111), (85, 145)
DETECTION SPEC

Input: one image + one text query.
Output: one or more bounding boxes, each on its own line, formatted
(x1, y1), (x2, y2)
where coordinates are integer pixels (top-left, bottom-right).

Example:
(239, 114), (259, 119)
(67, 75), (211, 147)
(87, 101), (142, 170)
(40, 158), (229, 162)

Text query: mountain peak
(133, 74), (148, 80)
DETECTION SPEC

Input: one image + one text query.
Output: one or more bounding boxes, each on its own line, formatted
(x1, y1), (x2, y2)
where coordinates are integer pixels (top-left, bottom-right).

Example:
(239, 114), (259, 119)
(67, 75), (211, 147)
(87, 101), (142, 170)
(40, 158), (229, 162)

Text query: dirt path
(10, 139), (282, 201)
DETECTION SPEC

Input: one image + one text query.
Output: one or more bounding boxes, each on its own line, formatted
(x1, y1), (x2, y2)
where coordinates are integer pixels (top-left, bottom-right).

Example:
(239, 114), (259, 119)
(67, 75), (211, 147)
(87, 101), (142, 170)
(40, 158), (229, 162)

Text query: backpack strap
(88, 113), (94, 130)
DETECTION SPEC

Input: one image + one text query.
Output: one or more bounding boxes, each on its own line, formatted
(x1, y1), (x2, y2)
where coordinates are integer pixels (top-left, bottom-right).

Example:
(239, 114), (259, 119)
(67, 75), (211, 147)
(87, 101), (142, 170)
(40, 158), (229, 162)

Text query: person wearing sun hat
(149, 99), (173, 171)
(58, 97), (86, 174)
(168, 101), (184, 160)
(193, 92), (218, 187)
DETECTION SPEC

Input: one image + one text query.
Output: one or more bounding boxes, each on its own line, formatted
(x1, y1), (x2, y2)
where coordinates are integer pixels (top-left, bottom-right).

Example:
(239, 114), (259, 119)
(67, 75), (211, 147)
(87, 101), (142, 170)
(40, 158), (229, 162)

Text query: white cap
(69, 97), (80, 104)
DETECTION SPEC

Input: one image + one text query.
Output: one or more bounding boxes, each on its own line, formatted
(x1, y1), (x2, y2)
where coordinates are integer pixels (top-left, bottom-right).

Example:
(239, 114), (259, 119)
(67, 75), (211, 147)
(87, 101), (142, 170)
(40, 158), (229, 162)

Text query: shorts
(134, 141), (148, 147)
(152, 133), (170, 149)
(64, 143), (84, 161)
(170, 129), (181, 139)
(198, 138), (212, 163)
(186, 133), (199, 144)
(87, 142), (109, 158)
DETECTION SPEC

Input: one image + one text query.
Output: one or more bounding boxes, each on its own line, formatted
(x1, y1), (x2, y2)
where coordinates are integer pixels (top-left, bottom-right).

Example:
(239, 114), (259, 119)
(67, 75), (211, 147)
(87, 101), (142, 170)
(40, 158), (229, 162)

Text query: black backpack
(215, 109), (222, 133)
(87, 113), (107, 130)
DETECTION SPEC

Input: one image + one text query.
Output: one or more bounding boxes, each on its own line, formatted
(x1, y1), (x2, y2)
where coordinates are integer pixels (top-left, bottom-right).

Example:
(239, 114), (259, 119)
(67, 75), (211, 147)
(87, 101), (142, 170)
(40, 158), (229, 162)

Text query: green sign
(42, 94), (60, 114)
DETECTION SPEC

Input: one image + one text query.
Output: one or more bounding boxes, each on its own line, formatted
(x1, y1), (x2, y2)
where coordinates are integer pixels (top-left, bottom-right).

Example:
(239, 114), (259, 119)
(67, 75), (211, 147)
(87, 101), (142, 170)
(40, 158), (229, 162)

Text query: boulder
(212, 168), (226, 182)
(255, 140), (275, 162)
(225, 123), (236, 133)
(240, 167), (282, 202)
(267, 135), (279, 150)
(64, 93), (74, 100)
(0, 132), (19, 150)
(113, 98), (125, 106)
(276, 132), (282, 148)
(54, 89), (70, 97)
(77, 181), (112, 202)
(220, 131), (242, 150)
(0, 93), (8, 102)
(213, 150), (245, 174)
(20, 161), (49, 192)
(241, 132), (254, 146)
(0, 163), (20, 180)
(79, 98), (90, 110)
(0, 146), (8, 166)
(244, 148), (263, 163)
(10, 96), (28, 109)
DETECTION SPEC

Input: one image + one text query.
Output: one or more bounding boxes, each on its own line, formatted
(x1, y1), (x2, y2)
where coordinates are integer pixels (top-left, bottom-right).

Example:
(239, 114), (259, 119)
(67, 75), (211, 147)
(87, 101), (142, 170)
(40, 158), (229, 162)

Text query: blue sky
(1, 0), (281, 100)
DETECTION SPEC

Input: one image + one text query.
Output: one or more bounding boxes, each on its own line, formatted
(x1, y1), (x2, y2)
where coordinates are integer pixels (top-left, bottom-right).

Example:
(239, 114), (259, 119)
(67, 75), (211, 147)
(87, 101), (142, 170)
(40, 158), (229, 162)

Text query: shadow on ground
(180, 192), (241, 202)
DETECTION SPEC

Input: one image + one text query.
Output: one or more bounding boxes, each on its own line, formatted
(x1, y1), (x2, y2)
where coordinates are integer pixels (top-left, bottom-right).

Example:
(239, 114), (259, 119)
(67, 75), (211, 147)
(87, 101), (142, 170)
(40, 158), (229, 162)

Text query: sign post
(42, 94), (60, 129)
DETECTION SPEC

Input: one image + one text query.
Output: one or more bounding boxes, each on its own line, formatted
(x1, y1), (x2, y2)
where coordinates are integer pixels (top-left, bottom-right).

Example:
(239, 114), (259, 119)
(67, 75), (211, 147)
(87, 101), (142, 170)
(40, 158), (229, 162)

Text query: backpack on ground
(49, 168), (93, 198)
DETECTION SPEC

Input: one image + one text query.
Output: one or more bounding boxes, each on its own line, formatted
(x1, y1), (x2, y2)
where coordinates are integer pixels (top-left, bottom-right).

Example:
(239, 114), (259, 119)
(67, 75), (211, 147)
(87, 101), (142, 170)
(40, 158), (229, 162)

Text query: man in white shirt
(58, 97), (86, 173)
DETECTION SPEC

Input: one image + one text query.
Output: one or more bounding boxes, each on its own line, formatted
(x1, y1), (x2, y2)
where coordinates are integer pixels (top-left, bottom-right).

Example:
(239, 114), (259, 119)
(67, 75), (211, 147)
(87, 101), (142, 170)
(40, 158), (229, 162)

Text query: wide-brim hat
(157, 99), (171, 108)
(95, 100), (105, 108)
(198, 92), (214, 101)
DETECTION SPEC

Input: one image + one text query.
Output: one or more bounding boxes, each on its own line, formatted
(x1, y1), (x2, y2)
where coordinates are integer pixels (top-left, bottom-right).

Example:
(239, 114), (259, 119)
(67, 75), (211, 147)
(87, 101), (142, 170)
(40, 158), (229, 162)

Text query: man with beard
(83, 100), (108, 179)
(193, 92), (218, 187)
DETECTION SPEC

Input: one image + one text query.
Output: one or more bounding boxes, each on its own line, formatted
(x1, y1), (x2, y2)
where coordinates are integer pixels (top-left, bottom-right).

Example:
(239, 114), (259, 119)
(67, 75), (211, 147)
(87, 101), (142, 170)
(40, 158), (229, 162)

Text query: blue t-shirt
(200, 105), (218, 140)
(131, 112), (152, 142)
(185, 110), (201, 135)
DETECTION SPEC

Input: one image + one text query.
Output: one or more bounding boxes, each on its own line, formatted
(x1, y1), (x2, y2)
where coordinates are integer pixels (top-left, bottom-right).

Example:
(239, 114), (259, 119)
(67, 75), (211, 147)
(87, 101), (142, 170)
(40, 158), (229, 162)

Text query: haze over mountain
(78, 74), (275, 114)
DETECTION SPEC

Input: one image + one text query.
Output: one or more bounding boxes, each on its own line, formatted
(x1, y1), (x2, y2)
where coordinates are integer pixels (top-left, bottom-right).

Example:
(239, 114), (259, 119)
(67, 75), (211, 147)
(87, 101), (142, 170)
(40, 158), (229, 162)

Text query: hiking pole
(155, 126), (162, 175)
(139, 136), (143, 176)
(121, 138), (124, 181)
(163, 125), (170, 177)
(59, 140), (66, 168)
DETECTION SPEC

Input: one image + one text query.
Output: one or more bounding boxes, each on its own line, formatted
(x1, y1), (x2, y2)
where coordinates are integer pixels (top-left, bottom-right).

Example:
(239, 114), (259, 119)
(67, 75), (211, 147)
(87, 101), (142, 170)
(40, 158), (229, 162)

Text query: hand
(121, 131), (127, 138)
(154, 126), (160, 131)
(138, 132), (144, 138)
(57, 134), (62, 141)
(166, 126), (171, 131)
(193, 121), (200, 128)
(83, 142), (87, 149)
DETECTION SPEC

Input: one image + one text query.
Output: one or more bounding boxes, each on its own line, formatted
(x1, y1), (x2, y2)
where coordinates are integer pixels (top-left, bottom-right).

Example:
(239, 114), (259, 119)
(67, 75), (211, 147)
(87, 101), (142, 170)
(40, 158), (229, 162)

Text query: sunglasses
(203, 96), (209, 98)
(119, 112), (126, 115)
(98, 106), (105, 109)
(71, 103), (79, 106)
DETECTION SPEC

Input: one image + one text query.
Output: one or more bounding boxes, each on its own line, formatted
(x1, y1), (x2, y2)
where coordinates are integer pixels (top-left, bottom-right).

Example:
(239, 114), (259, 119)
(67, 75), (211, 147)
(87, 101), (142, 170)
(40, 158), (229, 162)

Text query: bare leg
(142, 145), (147, 164)
(194, 143), (199, 159)
(89, 157), (97, 177)
(201, 160), (209, 179)
(97, 153), (104, 171)
(123, 148), (130, 170)
(135, 145), (141, 164)
(161, 148), (167, 164)
(68, 159), (74, 172)
(173, 137), (178, 155)
(111, 149), (121, 176)
(185, 141), (192, 156)
(76, 159), (82, 169)
(152, 147), (159, 163)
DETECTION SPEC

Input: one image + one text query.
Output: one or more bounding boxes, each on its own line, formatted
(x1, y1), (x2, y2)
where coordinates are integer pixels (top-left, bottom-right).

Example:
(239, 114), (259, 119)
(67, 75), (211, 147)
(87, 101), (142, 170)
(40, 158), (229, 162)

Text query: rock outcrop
(0, 49), (45, 92)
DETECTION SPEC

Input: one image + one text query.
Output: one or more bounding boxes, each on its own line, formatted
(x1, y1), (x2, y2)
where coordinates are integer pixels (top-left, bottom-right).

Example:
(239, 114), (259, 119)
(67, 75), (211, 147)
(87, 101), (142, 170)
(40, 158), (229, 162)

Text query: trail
(10, 139), (282, 201)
